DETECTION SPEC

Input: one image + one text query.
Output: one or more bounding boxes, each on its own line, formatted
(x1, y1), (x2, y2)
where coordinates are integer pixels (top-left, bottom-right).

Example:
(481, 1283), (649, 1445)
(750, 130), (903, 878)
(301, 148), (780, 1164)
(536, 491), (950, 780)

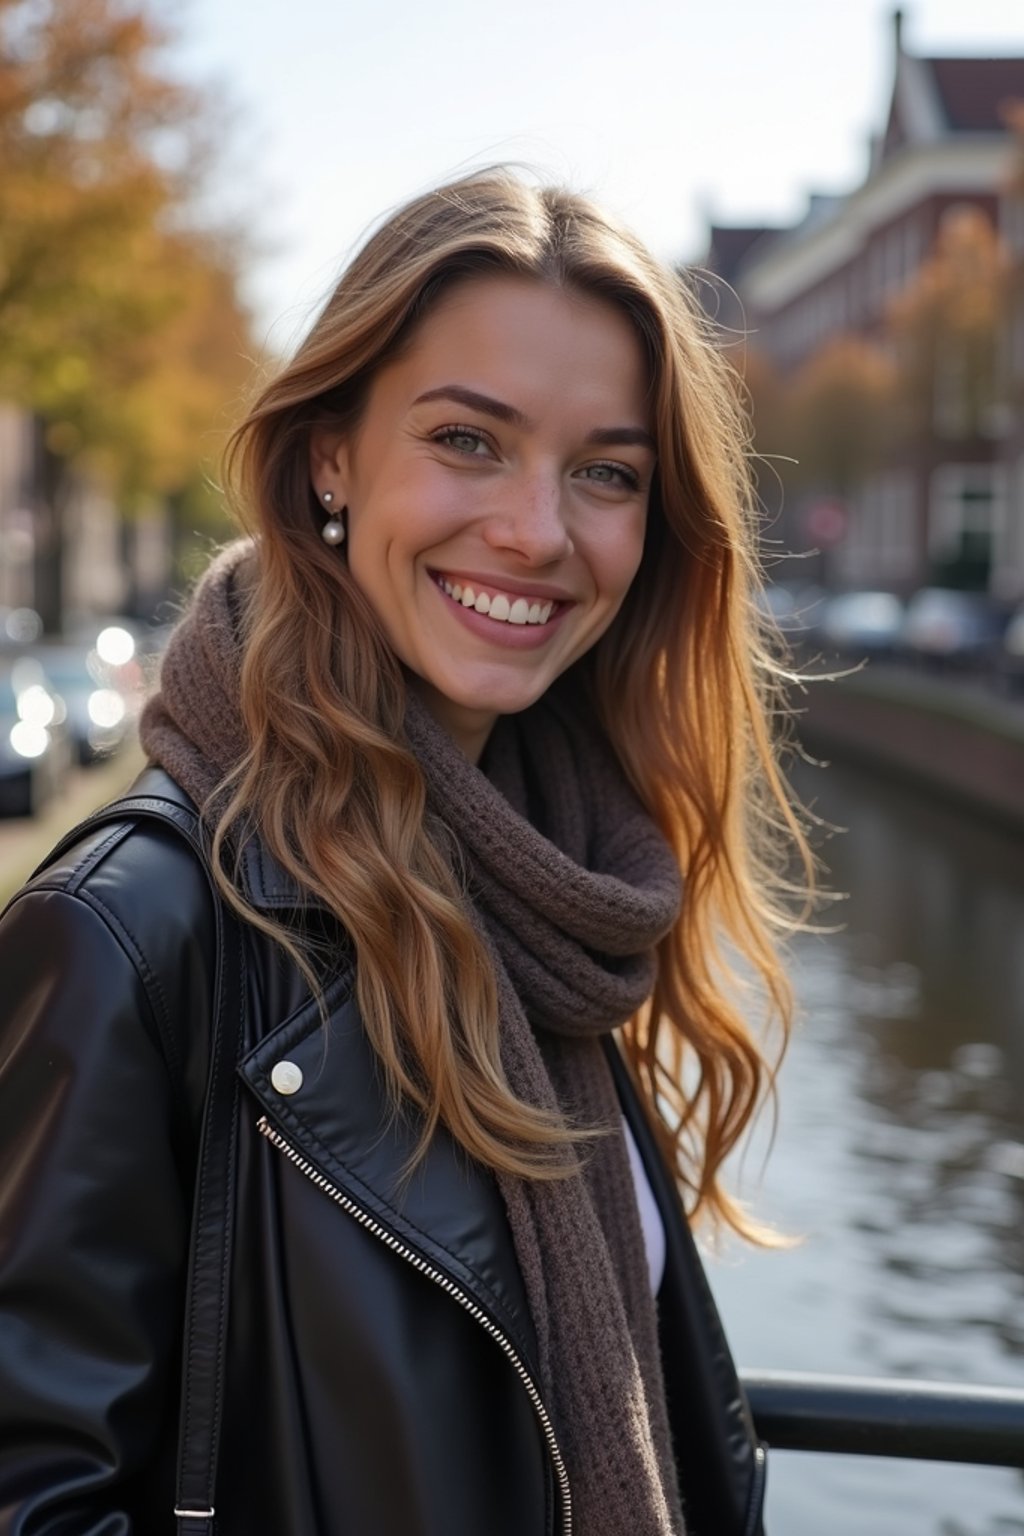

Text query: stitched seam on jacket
(26, 816), (205, 1094)
(2, 884), (179, 1100)
(209, 928), (246, 1491)
(182, 901), (227, 1495)
(62, 823), (134, 895)
(255, 840), (272, 897)
(71, 886), (184, 1092)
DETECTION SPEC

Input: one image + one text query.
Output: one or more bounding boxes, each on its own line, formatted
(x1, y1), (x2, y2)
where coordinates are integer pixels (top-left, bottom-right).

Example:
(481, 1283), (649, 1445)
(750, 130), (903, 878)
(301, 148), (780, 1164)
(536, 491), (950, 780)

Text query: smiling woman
(0, 170), (813, 1536)
(311, 275), (654, 759)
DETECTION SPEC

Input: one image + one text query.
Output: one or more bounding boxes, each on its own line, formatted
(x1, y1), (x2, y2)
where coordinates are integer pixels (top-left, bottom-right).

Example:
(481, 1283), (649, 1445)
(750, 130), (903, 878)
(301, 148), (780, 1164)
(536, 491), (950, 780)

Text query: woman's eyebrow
(413, 384), (655, 451)
(413, 385), (529, 427)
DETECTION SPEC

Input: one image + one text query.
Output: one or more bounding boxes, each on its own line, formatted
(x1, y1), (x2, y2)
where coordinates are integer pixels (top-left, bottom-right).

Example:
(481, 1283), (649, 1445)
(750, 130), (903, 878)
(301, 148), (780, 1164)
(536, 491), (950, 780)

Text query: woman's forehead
(375, 274), (654, 428)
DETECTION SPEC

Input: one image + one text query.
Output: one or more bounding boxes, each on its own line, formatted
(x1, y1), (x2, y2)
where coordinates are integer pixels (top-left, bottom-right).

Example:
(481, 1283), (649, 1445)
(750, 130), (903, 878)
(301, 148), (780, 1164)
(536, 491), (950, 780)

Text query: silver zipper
(257, 1113), (572, 1535)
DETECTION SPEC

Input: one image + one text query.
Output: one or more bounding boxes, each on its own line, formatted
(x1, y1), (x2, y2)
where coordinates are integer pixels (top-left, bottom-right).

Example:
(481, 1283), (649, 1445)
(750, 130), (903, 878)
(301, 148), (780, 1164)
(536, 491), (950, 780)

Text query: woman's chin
(407, 668), (558, 757)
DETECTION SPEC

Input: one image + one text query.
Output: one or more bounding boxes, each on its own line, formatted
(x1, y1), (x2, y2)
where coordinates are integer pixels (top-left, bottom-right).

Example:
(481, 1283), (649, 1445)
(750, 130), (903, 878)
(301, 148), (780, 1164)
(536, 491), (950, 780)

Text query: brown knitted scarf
(140, 541), (687, 1535)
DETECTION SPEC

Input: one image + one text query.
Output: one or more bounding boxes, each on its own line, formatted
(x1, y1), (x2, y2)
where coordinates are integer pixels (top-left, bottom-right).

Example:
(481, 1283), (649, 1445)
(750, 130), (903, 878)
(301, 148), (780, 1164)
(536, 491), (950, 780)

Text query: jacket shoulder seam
(62, 821), (136, 894)
(2, 882), (184, 1099)
(71, 884), (185, 1092)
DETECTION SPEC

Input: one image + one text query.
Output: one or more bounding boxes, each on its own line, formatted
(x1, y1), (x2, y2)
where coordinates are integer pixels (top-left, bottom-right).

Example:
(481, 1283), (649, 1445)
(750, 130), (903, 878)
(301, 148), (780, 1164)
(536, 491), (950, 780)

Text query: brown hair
(217, 169), (814, 1234)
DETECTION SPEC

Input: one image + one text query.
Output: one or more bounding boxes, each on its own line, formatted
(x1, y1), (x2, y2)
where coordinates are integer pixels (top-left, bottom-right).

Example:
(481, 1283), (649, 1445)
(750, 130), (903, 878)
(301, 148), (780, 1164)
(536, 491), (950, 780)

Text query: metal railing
(740, 1371), (1024, 1468)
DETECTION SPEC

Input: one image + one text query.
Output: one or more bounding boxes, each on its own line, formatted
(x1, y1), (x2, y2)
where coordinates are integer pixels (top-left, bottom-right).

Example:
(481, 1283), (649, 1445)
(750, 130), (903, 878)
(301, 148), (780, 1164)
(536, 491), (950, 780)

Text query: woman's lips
(431, 574), (570, 648)
(432, 572), (558, 627)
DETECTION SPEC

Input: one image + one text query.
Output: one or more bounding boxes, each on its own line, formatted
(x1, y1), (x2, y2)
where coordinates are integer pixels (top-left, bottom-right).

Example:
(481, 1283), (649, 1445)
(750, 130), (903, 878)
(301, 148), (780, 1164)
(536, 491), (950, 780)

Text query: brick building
(702, 11), (1024, 599)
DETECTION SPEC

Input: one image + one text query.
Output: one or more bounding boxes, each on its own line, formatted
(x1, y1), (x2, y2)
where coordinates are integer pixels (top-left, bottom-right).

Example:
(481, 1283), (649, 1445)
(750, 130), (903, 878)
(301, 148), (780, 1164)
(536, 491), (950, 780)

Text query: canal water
(705, 758), (1024, 1535)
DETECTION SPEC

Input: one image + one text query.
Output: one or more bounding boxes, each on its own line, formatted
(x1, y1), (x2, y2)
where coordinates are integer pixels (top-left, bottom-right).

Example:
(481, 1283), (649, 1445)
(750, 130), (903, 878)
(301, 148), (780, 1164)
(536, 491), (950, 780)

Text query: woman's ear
(309, 428), (350, 499)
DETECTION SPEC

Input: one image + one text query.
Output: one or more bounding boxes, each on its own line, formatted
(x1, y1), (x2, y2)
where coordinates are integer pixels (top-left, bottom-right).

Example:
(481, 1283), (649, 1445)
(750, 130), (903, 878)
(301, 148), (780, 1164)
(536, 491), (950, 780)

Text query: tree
(886, 206), (1006, 442)
(783, 336), (900, 496)
(0, 0), (258, 624)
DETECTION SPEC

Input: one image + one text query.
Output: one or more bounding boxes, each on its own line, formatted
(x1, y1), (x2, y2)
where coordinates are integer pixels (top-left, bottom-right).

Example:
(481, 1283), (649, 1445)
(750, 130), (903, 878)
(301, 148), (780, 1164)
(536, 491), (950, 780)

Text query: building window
(885, 227), (904, 293)
(850, 263), (864, 325)
(929, 463), (1008, 588)
(933, 345), (970, 439)
(868, 241), (885, 311)
(903, 218), (923, 283)
(991, 455), (1024, 601)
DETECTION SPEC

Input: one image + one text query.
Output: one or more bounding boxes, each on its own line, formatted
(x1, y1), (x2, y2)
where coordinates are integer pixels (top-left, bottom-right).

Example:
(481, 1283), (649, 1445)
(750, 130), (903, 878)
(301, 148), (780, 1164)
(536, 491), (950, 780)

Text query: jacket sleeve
(0, 885), (189, 1533)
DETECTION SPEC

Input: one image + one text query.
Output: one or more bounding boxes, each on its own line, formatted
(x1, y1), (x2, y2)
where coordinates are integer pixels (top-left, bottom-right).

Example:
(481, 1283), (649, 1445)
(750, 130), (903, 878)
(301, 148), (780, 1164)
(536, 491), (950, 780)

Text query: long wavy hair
(217, 169), (813, 1235)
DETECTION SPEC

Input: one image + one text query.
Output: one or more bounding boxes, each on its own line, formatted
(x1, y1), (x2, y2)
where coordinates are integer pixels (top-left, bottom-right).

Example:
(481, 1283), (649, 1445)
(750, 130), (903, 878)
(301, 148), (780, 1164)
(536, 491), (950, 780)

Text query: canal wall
(796, 666), (1024, 833)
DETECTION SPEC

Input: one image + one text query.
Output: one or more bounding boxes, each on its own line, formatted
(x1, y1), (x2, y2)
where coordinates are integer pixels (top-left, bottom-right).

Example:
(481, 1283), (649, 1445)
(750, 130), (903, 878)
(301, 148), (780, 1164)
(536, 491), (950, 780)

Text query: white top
(621, 1113), (666, 1297)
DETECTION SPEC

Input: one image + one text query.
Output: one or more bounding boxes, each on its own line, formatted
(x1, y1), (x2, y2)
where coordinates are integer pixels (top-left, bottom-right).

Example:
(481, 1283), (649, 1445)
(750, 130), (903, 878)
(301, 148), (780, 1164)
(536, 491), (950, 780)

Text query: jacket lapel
(239, 977), (541, 1380)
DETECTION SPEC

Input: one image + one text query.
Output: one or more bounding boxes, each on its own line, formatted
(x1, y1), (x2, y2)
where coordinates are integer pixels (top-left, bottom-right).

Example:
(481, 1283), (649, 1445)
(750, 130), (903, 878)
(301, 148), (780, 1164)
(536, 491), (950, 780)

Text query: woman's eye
(433, 426), (490, 456)
(581, 461), (640, 490)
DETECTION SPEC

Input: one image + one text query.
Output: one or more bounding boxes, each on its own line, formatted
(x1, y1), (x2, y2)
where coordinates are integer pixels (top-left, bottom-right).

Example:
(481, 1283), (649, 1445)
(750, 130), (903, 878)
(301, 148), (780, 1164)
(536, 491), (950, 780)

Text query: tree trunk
(31, 419), (67, 636)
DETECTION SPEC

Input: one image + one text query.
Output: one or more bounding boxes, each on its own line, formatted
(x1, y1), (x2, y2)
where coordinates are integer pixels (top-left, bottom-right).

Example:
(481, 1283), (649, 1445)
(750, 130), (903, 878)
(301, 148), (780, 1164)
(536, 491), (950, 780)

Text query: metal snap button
(271, 1060), (303, 1096)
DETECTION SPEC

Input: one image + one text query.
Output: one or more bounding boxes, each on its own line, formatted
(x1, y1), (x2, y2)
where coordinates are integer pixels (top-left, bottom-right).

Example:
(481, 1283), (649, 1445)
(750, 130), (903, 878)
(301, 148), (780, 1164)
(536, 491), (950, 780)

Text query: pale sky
(170, 0), (1024, 350)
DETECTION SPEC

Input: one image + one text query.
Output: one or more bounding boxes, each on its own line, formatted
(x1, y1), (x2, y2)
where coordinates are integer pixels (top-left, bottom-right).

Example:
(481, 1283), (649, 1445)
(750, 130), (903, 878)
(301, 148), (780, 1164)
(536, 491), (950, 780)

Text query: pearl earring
(319, 490), (346, 546)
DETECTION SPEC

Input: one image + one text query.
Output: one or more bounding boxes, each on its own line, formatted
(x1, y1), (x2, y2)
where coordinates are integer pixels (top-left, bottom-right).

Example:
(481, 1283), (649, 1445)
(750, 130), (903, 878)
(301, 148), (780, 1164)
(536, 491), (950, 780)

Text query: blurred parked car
(0, 606), (43, 644)
(900, 588), (1007, 669)
(63, 619), (151, 718)
(821, 591), (905, 657)
(33, 644), (131, 763)
(0, 656), (71, 817)
(755, 583), (827, 643)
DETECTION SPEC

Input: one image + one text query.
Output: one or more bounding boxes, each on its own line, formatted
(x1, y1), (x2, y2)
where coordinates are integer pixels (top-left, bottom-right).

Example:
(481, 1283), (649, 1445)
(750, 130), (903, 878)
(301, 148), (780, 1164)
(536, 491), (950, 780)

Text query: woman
(0, 171), (809, 1535)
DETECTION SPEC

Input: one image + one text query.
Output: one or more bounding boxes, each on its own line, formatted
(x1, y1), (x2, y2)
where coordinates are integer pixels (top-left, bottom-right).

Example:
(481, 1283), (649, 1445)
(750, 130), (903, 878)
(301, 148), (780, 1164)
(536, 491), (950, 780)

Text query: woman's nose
(482, 475), (574, 565)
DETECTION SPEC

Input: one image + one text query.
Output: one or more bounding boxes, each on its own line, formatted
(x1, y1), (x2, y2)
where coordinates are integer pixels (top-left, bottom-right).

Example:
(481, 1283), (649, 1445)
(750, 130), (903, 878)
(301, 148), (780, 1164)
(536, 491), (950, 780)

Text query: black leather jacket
(0, 767), (765, 1536)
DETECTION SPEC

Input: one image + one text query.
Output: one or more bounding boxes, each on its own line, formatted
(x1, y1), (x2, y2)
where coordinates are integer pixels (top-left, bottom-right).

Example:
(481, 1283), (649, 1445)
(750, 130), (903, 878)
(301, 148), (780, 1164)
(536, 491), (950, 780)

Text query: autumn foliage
(887, 207), (1006, 440)
(739, 205), (1011, 500)
(785, 337), (900, 493)
(0, 0), (256, 518)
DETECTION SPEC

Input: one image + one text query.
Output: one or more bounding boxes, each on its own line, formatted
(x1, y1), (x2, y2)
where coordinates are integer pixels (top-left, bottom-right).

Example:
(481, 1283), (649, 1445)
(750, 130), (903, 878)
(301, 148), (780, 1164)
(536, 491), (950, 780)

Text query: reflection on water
(706, 760), (1024, 1535)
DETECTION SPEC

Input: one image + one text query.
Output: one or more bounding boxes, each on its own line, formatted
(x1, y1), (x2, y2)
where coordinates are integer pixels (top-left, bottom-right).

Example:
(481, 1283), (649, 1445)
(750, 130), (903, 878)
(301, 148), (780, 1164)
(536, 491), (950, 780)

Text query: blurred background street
(1, 1), (1023, 1531)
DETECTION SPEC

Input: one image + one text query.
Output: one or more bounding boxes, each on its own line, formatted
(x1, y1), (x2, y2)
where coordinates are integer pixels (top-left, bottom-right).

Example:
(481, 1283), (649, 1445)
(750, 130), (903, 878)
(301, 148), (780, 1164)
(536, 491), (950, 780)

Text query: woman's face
(312, 274), (656, 762)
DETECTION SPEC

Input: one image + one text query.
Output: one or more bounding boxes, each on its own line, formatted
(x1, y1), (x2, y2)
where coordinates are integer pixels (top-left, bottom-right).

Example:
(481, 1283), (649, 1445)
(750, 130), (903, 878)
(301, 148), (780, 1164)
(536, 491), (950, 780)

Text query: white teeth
(438, 575), (557, 626)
